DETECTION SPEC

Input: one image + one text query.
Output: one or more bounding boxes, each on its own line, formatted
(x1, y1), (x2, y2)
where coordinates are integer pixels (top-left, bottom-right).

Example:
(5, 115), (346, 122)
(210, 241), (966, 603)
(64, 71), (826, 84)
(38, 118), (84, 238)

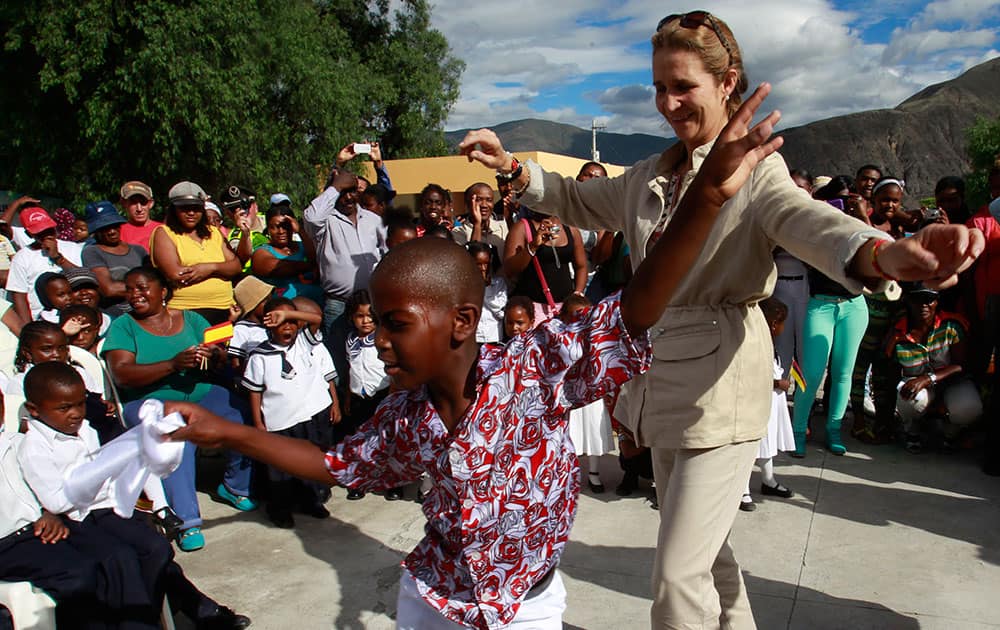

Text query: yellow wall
(359, 152), (626, 216)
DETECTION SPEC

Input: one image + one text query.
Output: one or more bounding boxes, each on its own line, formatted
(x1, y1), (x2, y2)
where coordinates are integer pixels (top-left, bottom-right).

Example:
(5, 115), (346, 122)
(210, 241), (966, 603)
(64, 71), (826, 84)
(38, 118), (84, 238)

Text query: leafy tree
(0, 0), (463, 209)
(965, 115), (1000, 208)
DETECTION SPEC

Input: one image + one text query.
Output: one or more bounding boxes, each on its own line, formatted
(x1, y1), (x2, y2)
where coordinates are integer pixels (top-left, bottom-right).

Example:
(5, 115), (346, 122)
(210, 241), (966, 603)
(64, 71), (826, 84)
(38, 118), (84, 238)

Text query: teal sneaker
(216, 484), (258, 511)
(177, 527), (205, 552)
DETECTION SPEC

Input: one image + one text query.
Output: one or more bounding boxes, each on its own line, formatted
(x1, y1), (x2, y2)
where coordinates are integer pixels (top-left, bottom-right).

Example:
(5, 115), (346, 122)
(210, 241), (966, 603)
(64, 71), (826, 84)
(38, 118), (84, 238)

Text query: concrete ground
(175, 433), (1000, 629)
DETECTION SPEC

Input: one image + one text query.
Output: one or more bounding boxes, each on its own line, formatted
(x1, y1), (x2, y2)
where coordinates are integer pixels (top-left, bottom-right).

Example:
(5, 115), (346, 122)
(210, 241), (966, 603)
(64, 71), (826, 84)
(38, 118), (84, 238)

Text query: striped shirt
(889, 311), (968, 378)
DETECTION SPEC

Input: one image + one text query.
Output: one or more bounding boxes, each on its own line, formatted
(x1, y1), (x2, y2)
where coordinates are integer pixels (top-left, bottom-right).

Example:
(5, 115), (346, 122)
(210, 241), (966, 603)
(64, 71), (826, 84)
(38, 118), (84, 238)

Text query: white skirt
(759, 391), (796, 459)
(568, 399), (615, 457)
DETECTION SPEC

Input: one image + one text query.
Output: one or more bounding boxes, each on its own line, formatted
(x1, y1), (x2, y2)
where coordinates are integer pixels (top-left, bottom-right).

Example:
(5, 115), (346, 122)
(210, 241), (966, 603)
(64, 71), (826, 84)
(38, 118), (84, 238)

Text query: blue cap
(269, 193), (291, 206)
(84, 200), (126, 233)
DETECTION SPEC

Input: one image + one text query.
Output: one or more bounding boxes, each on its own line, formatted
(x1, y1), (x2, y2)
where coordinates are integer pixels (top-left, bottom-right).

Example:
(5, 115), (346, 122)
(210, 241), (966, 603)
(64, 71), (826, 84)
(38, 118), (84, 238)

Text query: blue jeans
(323, 296), (349, 388)
(123, 385), (253, 530)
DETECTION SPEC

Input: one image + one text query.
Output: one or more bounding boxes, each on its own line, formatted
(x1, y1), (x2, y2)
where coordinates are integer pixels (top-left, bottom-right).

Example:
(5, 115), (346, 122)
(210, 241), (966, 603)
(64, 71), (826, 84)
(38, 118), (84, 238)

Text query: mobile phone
(353, 143), (372, 154)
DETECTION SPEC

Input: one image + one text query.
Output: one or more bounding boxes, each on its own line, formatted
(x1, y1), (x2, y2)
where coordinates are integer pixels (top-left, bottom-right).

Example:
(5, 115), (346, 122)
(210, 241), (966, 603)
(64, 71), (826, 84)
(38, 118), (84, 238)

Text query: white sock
(758, 458), (777, 488)
(741, 492), (754, 503)
(587, 455), (601, 475)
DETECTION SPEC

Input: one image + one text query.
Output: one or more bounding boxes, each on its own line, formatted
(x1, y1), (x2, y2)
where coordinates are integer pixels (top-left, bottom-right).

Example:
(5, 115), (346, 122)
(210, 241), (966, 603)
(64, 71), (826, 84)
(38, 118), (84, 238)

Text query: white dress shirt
(0, 432), (41, 538)
(18, 418), (116, 521)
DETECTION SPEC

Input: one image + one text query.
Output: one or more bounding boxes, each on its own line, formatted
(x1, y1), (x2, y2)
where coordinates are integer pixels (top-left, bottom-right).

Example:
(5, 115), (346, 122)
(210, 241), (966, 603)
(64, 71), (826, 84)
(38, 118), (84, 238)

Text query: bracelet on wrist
(927, 371), (937, 385)
(496, 154), (521, 180)
(526, 244), (537, 257)
(870, 239), (896, 281)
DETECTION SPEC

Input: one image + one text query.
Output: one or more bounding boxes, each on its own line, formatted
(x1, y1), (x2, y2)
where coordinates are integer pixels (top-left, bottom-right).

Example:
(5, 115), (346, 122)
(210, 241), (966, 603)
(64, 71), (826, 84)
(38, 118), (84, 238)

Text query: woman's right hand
(172, 345), (206, 372)
(458, 129), (510, 170)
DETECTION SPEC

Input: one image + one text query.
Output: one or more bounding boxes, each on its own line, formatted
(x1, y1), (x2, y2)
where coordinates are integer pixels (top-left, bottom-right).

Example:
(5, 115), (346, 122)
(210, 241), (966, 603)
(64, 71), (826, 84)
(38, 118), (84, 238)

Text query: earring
(724, 94), (730, 101)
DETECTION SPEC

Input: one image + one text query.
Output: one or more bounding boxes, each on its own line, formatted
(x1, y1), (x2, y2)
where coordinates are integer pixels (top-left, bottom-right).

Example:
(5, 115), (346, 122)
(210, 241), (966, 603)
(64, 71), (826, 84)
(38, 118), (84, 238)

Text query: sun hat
(233, 276), (274, 318)
(84, 200), (127, 233)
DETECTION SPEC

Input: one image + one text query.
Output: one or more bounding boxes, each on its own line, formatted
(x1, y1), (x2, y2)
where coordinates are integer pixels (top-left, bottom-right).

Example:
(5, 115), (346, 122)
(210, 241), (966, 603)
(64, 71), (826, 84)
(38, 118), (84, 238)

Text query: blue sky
(429, 0), (1000, 142)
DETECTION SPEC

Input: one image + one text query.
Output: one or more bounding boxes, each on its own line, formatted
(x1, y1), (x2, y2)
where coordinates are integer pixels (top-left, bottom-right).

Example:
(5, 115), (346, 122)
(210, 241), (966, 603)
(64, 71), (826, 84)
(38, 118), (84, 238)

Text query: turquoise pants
(793, 295), (869, 434)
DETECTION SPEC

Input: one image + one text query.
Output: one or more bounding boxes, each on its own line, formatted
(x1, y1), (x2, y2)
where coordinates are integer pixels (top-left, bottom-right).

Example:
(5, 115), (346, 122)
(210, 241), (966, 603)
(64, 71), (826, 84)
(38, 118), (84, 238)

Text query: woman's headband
(872, 178), (905, 196)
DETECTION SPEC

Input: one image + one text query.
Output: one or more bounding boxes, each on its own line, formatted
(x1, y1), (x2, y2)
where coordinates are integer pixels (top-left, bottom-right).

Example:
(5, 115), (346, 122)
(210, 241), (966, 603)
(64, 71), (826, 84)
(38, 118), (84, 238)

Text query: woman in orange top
(151, 182), (241, 325)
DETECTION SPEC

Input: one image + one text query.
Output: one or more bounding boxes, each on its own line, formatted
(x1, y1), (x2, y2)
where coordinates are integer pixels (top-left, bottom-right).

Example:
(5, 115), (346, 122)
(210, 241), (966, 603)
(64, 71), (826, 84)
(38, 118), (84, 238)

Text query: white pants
(395, 569), (566, 629)
(650, 441), (759, 630)
(896, 378), (982, 435)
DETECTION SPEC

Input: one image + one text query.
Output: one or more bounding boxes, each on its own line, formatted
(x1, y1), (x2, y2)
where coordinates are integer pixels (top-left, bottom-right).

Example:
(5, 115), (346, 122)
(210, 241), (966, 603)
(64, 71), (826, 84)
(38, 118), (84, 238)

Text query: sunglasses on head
(657, 10), (733, 64)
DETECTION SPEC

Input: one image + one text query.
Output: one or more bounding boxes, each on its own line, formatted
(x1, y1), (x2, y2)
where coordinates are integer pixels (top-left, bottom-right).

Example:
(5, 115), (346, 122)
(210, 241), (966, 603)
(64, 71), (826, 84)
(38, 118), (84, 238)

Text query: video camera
(220, 185), (256, 215)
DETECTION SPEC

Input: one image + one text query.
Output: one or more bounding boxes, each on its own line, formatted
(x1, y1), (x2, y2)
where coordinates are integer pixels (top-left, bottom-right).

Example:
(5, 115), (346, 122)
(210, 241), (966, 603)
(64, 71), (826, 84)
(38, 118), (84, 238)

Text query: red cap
(19, 208), (57, 236)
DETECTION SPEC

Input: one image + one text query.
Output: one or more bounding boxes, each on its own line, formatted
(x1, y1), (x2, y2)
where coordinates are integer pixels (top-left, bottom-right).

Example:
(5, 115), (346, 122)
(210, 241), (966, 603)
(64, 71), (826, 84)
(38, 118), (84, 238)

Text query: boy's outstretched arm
(620, 83), (783, 338)
(165, 402), (333, 484)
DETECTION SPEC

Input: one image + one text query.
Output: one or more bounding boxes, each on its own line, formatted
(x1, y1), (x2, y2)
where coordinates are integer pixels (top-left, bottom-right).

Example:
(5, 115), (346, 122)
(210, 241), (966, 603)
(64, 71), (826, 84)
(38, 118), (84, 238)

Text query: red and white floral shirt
(324, 293), (651, 629)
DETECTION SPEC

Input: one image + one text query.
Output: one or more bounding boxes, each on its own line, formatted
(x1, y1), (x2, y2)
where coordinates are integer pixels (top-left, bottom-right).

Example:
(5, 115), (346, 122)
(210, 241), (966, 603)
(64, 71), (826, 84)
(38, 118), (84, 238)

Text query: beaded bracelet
(871, 239), (896, 281)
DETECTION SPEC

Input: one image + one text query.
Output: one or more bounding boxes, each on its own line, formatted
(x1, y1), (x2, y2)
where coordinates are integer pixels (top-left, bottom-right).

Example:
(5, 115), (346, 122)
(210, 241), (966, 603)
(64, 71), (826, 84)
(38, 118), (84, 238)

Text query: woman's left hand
(693, 82), (784, 207)
(182, 264), (214, 284)
(877, 224), (984, 289)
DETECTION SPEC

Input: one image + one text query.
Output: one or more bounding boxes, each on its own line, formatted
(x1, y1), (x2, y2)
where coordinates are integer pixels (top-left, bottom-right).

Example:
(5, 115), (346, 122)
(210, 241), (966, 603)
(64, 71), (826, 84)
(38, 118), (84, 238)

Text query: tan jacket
(521, 141), (889, 449)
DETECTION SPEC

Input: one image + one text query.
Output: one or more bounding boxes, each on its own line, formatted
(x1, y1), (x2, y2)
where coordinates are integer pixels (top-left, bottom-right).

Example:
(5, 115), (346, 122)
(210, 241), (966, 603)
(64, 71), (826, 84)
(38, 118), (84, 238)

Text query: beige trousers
(650, 441), (759, 630)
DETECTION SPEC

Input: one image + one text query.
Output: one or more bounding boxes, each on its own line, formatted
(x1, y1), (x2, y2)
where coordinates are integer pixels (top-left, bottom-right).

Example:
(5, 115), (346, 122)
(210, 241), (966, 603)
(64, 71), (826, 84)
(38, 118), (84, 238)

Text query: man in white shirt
(453, 182), (509, 254)
(5, 207), (83, 322)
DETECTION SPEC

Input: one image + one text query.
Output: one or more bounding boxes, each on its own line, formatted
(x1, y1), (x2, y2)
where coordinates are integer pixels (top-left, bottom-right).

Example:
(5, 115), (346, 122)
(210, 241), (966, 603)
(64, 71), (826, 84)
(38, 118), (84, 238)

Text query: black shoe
(299, 503), (330, 519)
(616, 474), (638, 497)
(416, 490), (427, 504)
(739, 494), (756, 512)
(760, 482), (793, 499)
(385, 487), (404, 501)
(587, 479), (606, 494)
(152, 507), (184, 538)
(197, 606), (251, 629)
(268, 510), (295, 529)
(346, 489), (365, 501)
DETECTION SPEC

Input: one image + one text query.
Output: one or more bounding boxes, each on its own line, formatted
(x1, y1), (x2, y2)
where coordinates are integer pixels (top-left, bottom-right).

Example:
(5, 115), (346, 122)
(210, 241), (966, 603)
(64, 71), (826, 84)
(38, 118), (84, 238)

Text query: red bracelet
(871, 239), (896, 281)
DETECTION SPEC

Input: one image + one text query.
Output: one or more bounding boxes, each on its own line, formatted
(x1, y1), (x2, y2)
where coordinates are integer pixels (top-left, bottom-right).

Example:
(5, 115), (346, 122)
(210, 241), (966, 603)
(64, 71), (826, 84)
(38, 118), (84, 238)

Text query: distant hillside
(444, 119), (670, 167)
(445, 57), (1000, 198)
(777, 57), (1000, 197)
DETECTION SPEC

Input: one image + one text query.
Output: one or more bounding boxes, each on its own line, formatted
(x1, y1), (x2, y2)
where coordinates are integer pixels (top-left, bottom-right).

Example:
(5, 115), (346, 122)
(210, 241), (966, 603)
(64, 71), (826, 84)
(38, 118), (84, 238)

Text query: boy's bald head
(371, 238), (485, 310)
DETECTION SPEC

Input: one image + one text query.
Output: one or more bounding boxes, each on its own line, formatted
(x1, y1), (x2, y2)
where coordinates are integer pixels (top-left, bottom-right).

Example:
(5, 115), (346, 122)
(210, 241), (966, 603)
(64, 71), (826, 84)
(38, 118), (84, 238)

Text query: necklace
(140, 309), (174, 336)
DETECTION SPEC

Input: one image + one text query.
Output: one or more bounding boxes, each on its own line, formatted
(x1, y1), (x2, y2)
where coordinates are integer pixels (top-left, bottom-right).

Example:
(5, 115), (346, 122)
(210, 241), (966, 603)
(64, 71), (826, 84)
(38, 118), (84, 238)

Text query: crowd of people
(0, 9), (996, 630)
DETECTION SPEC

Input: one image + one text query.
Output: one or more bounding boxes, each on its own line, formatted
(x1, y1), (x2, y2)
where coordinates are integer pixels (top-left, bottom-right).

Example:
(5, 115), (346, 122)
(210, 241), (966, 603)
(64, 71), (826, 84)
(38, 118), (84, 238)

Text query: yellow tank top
(152, 226), (234, 310)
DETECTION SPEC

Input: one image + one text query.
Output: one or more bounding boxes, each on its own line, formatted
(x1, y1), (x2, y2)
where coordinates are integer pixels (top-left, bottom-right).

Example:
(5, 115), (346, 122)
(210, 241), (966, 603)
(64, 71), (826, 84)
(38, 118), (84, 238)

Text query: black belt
(525, 567), (557, 600)
(778, 275), (804, 280)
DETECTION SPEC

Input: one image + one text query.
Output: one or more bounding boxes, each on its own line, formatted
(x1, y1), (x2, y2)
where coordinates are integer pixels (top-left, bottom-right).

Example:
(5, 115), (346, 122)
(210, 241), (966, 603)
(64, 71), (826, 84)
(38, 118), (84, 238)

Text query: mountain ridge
(444, 57), (1000, 197)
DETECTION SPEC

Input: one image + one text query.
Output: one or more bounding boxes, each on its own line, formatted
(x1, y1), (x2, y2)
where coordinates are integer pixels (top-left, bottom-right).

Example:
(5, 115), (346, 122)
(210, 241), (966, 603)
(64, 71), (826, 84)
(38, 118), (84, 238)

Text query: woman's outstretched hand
(875, 224), (984, 290)
(694, 82), (784, 207)
(458, 129), (509, 170)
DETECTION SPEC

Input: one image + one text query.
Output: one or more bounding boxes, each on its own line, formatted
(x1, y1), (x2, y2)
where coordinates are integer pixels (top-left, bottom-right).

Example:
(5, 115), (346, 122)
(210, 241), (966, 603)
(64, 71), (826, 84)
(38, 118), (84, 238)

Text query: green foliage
(0, 0), (464, 209)
(965, 115), (1000, 208)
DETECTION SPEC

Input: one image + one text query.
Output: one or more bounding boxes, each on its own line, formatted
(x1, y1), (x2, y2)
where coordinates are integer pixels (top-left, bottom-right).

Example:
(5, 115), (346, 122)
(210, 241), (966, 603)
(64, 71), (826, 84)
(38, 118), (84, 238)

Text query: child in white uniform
(741, 297), (796, 511)
(242, 296), (340, 527)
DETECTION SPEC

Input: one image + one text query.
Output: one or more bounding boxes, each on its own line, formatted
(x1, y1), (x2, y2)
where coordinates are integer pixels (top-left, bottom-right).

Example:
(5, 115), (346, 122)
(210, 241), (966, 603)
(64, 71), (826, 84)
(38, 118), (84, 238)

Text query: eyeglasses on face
(657, 10), (733, 64)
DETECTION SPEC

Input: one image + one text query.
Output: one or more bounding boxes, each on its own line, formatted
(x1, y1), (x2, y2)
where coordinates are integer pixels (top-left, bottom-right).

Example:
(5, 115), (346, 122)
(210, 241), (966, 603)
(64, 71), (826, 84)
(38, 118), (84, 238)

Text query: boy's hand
(62, 316), (89, 337)
(164, 401), (235, 449)
(329, 404), (342, 425)
(693, 82), (783, 208)
(263, 309), (289, 327)
(899, 376), (930, 400)
(34, 512), (69, 544)
(228, 303), (242, 322)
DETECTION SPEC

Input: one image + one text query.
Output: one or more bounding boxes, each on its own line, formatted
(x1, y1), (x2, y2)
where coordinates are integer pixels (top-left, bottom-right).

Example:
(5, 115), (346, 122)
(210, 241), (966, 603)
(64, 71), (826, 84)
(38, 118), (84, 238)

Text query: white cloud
(883, 27), (997, 64)
(429, 0), (1000, 143)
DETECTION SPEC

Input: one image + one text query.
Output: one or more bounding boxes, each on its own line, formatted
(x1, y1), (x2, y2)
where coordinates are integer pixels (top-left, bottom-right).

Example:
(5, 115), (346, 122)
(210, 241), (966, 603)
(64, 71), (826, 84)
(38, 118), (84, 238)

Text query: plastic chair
(0, 581), (56, 630)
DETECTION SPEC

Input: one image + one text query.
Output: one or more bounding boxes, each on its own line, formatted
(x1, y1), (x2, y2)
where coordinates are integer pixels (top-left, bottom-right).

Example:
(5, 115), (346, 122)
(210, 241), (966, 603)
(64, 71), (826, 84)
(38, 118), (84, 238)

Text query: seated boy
(0, 427), (123, 628)
(168, 97), (785, 628)
(16, 362), (251, 629)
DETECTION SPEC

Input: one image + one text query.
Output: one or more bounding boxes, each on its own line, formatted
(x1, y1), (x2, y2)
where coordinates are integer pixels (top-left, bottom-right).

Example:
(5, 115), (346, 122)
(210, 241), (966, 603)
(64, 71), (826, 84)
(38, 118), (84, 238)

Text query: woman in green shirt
(103, 266), (255, 552)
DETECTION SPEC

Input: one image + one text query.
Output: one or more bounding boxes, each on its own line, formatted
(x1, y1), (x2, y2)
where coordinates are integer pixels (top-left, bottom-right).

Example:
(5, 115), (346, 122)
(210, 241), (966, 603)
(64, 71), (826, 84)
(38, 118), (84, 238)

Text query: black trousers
(71, 510), (220, 624)
(0, 521), (156, 629)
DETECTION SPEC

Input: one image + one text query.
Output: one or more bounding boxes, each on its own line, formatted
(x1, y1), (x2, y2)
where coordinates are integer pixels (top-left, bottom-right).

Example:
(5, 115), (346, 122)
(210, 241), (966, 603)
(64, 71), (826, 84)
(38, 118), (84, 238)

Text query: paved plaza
(176, 434), (1000, 629)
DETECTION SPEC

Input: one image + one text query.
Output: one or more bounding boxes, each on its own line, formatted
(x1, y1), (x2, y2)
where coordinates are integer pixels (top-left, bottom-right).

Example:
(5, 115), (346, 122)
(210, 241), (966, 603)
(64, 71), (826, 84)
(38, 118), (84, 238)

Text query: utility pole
(591, 119), (606, 162)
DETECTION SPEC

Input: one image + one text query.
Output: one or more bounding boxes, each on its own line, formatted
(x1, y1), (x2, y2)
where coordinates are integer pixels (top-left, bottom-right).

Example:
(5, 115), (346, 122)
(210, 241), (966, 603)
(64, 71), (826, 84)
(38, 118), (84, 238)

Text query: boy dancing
(169, 86), (786, 629)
